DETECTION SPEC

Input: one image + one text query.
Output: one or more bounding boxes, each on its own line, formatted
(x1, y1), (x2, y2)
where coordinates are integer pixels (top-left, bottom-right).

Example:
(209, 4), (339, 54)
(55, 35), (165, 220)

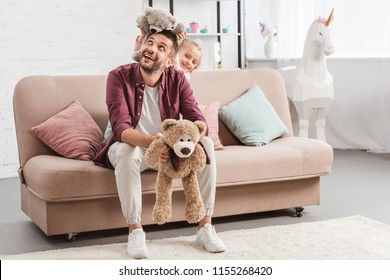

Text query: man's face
(139, 33), (174, 74)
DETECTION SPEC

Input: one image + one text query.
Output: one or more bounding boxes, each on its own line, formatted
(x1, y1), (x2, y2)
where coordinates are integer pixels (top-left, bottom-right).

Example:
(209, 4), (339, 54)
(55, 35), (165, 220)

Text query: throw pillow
(102, 121), (112, 146)
(218, 85), (288, 146)
(199, 102), (224, 150)
(31, 99), (103, 161)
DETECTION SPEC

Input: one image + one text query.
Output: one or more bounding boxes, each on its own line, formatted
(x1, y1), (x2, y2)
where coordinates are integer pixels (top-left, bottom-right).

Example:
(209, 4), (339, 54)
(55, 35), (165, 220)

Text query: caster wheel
(67, 233), (78, 242)
(294, 207), (304, 217)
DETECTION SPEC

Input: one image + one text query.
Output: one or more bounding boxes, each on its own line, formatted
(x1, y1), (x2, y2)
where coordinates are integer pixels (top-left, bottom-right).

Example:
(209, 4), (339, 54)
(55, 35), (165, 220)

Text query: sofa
(13, 68), (333, 239)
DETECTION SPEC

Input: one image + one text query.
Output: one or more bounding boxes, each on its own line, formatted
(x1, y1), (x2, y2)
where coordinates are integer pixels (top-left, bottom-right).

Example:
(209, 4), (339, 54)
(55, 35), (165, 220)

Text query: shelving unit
(145, 0), (244, 69)
(186, 33), (240, 37)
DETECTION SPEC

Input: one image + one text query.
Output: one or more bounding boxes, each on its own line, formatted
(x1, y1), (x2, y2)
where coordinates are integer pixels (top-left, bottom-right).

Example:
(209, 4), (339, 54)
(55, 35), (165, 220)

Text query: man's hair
(147, 30), (178, 58)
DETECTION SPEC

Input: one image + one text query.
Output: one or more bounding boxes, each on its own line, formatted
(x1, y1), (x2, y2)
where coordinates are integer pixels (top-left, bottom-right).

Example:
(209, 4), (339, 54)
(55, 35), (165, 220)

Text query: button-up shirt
(93, 63), (206, 168)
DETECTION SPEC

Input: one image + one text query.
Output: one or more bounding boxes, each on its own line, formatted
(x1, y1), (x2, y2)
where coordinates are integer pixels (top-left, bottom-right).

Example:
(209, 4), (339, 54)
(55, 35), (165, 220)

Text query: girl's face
(178, 43), (202, 74)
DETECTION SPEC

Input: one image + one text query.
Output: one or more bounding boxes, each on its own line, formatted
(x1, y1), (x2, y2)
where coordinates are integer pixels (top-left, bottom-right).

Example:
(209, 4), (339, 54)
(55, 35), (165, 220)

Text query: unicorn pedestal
(279, 9), (335, 142)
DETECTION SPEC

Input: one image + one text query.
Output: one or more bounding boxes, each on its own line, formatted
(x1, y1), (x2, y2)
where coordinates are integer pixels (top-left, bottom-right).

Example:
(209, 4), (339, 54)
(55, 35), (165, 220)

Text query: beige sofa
(13, 68), (333, 239)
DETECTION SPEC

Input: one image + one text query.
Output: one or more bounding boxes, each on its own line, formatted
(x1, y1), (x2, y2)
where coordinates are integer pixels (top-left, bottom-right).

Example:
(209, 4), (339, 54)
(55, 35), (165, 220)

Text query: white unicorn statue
(279, 8), (335, 142)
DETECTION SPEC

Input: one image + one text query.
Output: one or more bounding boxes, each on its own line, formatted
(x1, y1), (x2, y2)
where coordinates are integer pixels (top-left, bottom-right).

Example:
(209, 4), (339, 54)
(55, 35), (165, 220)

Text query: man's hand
(155, 132), (163, 140)
(153, 133), (169, 163)
(160, 147), (169, 163)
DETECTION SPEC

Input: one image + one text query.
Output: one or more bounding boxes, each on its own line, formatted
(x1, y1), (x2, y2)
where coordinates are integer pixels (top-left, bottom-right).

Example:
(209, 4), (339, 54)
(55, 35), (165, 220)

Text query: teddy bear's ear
(136, 15), (148, 34)
(194, 121), (207, 138)
(161, 119), (177, 131)
(144, 6), (153, 15)
(173, 23), (185, 34)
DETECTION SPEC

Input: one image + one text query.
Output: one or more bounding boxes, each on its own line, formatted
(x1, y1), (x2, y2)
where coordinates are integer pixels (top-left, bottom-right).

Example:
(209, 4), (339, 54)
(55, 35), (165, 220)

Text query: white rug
(2, 215), (390, 260)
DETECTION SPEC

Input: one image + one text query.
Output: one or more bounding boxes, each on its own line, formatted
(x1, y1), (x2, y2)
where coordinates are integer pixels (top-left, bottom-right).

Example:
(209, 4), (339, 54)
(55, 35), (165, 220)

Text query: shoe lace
(204, 226), (218, 242)
(128, 231), (146, 247)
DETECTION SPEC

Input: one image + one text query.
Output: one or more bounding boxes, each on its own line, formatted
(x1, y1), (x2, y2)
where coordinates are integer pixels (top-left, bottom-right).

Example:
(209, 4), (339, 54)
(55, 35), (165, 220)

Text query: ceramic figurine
(279, 8), (335, 142)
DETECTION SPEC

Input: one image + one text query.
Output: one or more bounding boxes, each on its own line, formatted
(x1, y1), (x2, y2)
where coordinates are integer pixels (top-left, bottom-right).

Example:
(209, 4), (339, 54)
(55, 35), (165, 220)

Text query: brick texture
(0, 0), (141, 178)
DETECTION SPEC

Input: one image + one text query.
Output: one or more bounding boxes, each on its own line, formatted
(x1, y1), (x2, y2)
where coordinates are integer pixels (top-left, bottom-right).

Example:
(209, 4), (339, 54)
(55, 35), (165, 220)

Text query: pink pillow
(199, 102), (224, 150)
(31, 100), (103, 161)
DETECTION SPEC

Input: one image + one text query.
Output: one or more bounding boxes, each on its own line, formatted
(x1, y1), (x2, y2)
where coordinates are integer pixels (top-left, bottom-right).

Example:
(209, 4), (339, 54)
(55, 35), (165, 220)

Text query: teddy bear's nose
(181, 147), (191, 155)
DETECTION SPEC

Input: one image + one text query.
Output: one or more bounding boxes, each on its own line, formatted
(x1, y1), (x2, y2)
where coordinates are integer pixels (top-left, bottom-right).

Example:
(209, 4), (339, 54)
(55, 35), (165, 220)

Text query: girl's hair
(178, 38), (203, 69)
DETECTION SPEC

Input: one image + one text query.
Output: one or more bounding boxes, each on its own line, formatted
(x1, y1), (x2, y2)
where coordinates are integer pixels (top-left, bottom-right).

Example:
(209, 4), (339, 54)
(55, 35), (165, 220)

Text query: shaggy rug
(1, 215), (390, 260)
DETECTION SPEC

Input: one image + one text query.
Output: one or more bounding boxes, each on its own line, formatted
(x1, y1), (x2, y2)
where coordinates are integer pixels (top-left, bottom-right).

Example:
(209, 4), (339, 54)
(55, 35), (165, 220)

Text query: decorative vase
(264, 36), (277, 58)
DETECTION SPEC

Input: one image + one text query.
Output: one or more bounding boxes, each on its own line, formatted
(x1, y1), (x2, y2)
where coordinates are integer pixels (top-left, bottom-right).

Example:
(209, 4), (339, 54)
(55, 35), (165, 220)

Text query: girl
(176, 38), (202, 79)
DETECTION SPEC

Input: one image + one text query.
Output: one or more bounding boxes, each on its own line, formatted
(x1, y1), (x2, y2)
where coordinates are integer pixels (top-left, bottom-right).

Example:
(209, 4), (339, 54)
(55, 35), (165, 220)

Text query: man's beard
(140, 54), (167, 74)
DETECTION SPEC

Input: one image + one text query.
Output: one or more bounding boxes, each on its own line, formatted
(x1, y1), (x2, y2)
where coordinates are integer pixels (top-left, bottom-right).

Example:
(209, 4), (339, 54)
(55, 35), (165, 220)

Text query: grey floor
(1, 149), (390, 255)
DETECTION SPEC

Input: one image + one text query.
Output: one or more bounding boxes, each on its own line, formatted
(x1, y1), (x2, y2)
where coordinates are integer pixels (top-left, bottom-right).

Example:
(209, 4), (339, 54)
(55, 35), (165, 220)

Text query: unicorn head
(304, 8), (335, 57)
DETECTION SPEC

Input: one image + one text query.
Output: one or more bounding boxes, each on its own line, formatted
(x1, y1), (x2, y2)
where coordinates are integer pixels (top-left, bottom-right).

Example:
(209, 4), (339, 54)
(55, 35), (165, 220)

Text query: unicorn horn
(325, 7), (334, 26)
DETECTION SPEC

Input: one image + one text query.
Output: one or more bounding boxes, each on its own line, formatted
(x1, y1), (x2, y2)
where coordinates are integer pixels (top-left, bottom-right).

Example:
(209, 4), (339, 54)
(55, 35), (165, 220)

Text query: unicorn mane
(315, 17), (327, 24)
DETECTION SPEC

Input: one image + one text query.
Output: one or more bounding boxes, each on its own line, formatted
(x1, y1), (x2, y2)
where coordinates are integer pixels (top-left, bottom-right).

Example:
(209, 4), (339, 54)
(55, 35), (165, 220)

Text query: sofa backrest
(190, 68), (293, 145)
(13, 68), (292, 168)
(13, 75), (108, 167)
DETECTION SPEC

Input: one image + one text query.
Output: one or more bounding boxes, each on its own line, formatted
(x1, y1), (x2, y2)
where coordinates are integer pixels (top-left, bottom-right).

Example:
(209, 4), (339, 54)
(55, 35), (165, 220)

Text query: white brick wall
(0, 0), (142, 178)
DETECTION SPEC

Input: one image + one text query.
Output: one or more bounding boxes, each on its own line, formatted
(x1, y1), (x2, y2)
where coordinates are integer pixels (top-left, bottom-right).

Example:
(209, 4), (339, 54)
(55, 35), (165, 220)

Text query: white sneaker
(127, 228), (148, 259)
(196, 223), (226, 253)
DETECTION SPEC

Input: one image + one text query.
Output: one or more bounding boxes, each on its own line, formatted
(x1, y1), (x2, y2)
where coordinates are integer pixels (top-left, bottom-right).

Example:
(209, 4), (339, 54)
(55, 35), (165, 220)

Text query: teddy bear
(132, 7), (185, 62)
(144, 119), (209, 225)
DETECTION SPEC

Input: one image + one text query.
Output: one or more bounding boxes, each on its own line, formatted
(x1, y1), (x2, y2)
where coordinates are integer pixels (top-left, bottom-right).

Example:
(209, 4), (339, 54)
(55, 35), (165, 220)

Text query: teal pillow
(102, 121), (112, 145)
(218, 85), (288, 146)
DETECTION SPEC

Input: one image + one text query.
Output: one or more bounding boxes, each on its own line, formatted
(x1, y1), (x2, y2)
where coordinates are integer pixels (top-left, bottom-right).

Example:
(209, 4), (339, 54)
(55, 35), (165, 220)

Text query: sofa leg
(67, 232), (78, 242)
(294, 207), (304, 217)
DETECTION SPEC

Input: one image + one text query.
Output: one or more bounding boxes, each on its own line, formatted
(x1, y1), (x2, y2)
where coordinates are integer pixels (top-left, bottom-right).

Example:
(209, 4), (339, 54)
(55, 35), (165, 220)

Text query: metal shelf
(186, 33), (241, 37)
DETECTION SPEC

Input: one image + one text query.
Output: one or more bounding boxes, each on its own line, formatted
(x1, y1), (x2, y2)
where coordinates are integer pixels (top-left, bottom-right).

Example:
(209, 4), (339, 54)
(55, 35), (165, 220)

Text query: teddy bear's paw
(185, 202), (206, 224)
(152, 207), (172, 225)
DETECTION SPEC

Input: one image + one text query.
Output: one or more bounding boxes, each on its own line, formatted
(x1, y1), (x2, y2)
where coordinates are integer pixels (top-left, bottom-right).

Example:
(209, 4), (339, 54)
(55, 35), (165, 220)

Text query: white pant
(108, 137), (216, 224)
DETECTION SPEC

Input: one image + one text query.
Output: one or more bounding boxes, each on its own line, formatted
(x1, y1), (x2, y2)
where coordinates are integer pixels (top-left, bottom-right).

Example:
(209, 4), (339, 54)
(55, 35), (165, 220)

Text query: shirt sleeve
(179, 78), (207, 129)
(106, 71), (133, 141)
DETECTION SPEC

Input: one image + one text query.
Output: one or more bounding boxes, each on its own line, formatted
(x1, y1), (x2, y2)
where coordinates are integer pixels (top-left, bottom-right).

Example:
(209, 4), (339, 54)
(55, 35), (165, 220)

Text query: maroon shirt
(93, 63), (206, 168)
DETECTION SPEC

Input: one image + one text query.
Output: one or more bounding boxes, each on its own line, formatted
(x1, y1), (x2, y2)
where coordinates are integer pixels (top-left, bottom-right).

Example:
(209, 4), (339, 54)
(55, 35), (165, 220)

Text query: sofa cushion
(199, 102), (224, 150)
(23, 156), (175, 200)
(31, 99), (103, 161)
(23, 155), (115, 200)
(23, 138), (332, 200)
(218, 85), (288, 146)
(214, 137), (333, 185)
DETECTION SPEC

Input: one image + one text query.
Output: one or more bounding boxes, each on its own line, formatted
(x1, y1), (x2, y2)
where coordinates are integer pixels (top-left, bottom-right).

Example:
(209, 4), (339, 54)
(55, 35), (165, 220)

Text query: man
(93, 30), (225, 259)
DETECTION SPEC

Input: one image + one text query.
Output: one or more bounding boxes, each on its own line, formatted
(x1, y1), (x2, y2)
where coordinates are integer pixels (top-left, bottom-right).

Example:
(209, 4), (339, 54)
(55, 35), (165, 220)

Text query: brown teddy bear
(144, 119), (209, 225)
(133, 7), (185, 62)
